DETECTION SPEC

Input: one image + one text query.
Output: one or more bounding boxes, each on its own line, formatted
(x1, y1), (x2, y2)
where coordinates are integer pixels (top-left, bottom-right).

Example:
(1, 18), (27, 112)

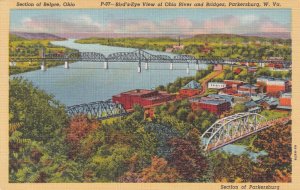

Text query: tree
(167, 136), (208, 182)
(176, 107), (189, 121)
(252, 124), (291, 182)
(9, 78), (68, 143)
(233, 103), (247, 113)
(66, 115), (98, 159)
(119, 156), (179, 182)
(9, 79), (83, 182)
(211, 152), (254, 182)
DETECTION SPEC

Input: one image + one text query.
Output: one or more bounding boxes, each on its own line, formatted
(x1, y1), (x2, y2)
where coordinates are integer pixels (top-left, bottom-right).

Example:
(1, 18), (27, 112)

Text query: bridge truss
(201, 112), (268, 152)
(9, 48), (292, 67)
(66, 100), (127, 120)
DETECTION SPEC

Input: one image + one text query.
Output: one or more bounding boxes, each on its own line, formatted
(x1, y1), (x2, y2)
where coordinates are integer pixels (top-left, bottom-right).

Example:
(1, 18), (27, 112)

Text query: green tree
(233, 103), (247, 113)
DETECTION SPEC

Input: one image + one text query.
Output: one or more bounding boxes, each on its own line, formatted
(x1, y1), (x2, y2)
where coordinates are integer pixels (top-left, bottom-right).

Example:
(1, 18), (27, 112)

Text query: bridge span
(9, 48), (291, 72)
(66, 100), (128, 120)
(201, 112), (291, 152)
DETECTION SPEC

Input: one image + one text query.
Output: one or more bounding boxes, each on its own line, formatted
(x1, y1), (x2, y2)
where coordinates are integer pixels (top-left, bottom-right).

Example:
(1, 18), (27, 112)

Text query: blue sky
(10, 9), (291, 36)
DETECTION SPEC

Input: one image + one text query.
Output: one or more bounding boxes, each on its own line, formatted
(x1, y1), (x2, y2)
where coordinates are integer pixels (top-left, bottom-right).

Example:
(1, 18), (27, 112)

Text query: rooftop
(239, 84), (258, 89)
(257, 76), (287, 82)
(280, 92), (291, 98)
(208, 94), (233, 103)
(121, 89), (155, 96)
(244, 101), (258, 108)
(190, 96), (228, 105)
(182, 80), (201, 89)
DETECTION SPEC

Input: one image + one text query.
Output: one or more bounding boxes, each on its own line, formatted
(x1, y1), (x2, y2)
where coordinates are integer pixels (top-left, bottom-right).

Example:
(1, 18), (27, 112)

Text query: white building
(208, 82), (226, 89)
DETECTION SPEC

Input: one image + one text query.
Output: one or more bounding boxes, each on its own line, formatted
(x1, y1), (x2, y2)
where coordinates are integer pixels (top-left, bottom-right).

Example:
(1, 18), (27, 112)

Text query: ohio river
(13, 39), (267, 158)
(14, 39), (200, 106)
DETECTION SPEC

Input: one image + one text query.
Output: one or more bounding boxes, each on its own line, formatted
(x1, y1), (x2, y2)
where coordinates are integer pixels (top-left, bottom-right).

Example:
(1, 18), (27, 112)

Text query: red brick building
(112, 89), (175, 110)
(224, 80), (244, 89)
(179, 80), (202, 97)
(257, 76), (289, 93)
(220, 80), (244, 95)
(278, 93), (291, 109)
(190, 97), (231, 115)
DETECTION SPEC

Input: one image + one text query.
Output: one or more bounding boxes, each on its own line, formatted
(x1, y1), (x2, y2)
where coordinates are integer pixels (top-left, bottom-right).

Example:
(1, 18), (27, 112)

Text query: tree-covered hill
(76, 34), (291, 61)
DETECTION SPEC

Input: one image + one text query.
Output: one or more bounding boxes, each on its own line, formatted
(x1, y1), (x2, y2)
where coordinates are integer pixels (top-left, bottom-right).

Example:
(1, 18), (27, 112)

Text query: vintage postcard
(0, 0), (299, 189)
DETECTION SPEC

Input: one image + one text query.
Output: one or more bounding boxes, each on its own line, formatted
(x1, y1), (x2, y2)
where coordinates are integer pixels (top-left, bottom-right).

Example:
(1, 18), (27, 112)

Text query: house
(179, 80), (202, 97)
(190, 96), (231, 115)
(277, 92), (291, 110)
(255, 96), (279, 110)
(257, 76), (289, 93)
(208, 94), (234, 106)
(244, 101), (261, 113)
(237, 84), (259, 96)
(208, 82), (226, 89)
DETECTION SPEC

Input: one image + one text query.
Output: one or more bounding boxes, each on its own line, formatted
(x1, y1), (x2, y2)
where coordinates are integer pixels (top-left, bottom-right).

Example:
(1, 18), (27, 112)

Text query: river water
(13, 39), (202, 106)
(12, 39), (267, 159)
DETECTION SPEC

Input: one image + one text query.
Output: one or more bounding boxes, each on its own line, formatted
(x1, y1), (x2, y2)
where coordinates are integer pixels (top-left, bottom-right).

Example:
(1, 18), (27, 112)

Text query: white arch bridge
(201, 112), (291, 152)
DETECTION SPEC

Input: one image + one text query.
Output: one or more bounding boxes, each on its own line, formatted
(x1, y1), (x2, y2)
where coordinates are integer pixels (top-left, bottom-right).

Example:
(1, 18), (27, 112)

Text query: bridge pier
(195, 60), (200, 71)
(137, 65), (141, 73)
(104, 61), (108, 69)
(170, 62), (173, 70)
(64, 61), (69, 69)
(196, 63), (200, 71)
(145, 62), (149, 70)
(41, 61), (46, 71)
(186, 63), (190, 74)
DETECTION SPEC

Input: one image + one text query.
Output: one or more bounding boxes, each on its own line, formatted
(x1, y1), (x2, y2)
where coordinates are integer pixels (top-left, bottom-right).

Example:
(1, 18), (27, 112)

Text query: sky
(10, 9), (291, 37)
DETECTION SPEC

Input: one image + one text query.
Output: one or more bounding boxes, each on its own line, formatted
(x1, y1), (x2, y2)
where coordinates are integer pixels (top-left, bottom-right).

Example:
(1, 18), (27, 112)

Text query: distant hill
(244, 32), (290, 40)
(193, 33), (290, 40)
(55, 32), (290, 40)
(10, 32), (66, 40)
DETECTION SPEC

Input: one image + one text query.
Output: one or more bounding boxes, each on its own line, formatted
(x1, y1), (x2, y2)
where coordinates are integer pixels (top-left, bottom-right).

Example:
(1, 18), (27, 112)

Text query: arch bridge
(201, 112), (291, 152)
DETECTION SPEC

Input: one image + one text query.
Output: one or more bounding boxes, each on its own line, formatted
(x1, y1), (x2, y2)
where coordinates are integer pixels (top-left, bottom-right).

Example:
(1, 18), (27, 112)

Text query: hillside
(11, 32), (66, 40)
(75, 34), (291, 61)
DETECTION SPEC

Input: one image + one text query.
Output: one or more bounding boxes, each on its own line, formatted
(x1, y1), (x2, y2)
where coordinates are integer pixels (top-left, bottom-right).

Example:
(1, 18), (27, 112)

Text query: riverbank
(9, 35), (76, 75)
(75, 34), (291, 61)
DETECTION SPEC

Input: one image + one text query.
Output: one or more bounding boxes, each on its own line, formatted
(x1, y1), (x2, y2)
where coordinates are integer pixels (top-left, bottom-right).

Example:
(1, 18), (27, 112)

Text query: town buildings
(190, 96), (231, 115)
(278, 92), (292, 110)
(179, 80), (201, 97)
(257, 76), (289, 94)
(112, 89), (175, 110)
(237, 84), (259, 96)
(208, 82), (226, 89)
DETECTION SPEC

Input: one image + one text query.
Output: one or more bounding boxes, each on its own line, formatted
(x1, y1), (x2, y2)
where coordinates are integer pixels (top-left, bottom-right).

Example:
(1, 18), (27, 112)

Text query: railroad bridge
(66, 100), (128, 120)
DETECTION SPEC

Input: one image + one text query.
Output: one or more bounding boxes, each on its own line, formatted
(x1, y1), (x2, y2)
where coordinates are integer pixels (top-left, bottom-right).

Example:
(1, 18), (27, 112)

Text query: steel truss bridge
(66, 100), (128, 120)
(201, 112), (291, 152)
(9, 48), (292, 71)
